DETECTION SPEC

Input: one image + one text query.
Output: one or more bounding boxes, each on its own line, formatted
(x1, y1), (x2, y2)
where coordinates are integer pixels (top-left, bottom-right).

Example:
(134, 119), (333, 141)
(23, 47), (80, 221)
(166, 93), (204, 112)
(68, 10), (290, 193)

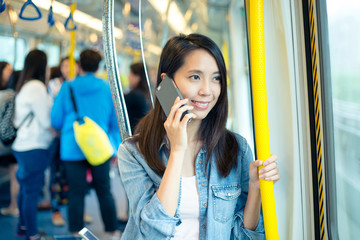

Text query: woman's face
(2, 64), (13, 85)
(60, 59), (70, 80)
(128, 70), (140, 89)
(173, 49), (221, 120)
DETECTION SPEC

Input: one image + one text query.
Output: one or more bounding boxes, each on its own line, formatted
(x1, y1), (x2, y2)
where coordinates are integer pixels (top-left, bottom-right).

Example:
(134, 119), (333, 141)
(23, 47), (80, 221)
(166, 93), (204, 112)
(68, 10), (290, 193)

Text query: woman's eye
(190, 75), (200, 80)
(214, 76), (221, 81)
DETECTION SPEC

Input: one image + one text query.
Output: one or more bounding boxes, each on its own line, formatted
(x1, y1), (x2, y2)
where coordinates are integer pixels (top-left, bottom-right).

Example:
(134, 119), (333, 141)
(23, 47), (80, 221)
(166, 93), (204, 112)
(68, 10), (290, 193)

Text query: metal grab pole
(102, 0), (132, 139)
(249, 0), (279, 239)
(69, 3), (76, 79)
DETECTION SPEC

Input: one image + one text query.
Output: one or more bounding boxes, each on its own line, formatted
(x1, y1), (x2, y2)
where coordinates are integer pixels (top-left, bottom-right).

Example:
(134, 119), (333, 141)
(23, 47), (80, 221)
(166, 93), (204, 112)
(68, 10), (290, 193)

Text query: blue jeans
(13, 149), (50, 238)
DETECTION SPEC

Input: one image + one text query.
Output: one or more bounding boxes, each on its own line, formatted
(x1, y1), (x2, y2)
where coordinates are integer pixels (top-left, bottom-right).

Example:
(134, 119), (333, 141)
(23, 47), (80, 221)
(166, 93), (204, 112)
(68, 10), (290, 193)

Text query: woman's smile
(191, 100), (210, 110)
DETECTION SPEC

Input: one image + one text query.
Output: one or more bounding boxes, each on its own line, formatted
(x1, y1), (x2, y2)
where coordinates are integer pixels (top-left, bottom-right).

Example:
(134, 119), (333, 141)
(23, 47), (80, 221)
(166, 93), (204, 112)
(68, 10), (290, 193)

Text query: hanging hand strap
(19, 0), (42, 21)
(64, 11), (77, 31)
(0, 0), (6, 13)
(48, 1), (55, 27)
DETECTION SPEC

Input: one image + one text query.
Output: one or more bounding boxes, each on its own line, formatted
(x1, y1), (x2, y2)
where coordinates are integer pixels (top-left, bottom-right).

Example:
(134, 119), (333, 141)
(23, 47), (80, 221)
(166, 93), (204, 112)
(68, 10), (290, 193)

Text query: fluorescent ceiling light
(122, 2), (131, 16)
(24, 0), (123, 39)
(8, 7), (18, 23)
(148, 0), (190, 34)
(148, 0), (169, 15)
(168, 2), (188, 33)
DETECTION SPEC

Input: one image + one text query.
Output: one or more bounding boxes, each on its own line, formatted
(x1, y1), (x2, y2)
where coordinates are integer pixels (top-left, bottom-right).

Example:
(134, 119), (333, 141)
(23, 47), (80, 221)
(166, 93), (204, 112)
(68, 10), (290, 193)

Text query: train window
(0, 36), (27, 70)
(37, 42), (60, 67)
(327, 0), (360, 239)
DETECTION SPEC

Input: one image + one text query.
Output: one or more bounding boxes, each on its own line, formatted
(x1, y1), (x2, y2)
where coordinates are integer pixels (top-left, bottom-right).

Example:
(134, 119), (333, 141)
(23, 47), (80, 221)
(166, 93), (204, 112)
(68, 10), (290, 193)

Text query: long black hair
(0, 61), (10, 90)
(16, 49), (47, 92)
(130, 62), (150, 99)
(133, 33), (239, 177)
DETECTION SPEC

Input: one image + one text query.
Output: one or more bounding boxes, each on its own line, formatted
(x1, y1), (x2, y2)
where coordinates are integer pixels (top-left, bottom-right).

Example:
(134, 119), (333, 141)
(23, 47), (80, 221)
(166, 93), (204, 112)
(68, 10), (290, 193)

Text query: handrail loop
(64, 11), (77, 31)
(48, 1), (55, 27)
(19, 0), (42, 21)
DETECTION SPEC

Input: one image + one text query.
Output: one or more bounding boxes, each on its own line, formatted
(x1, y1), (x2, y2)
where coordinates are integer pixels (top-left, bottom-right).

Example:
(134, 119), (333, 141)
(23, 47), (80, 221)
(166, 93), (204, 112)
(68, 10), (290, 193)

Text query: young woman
(118, 33), (280, 240)
(125, 62), (151, 132)
(12, 50), (54, 240)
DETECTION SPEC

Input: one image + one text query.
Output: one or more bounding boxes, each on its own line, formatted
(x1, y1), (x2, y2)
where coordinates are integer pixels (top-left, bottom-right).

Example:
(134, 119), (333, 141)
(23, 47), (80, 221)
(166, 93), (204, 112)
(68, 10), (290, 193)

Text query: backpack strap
(17, 111), (34, 130)
(69, 85), (78, 113)
(69, 85), (83, 123)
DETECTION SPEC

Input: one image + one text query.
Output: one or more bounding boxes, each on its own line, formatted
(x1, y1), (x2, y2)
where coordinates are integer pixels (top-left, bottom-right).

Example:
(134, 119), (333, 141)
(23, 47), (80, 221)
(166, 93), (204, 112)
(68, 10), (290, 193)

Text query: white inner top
(172, 175), (200, 240)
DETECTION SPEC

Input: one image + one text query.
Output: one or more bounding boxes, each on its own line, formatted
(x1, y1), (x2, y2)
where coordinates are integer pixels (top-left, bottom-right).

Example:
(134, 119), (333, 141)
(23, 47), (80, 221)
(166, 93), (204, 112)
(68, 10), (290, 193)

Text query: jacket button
(202, 225), (206, 229)
(204, 203), (207, 207)
(201, 183), (205, 186)
(198, 161), (202, 164)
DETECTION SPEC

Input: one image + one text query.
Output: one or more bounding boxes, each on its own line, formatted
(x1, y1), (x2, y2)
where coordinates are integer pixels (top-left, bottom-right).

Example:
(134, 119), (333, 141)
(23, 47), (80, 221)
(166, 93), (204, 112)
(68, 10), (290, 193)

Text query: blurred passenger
(39, 56), (79, 226)
(48, 56), (72, 98)
(0, 61), (19, 217)
(51, 49), (121, 238)
(124, 62), (151, 132)
(45, 58), (91, 226)
(0, 61), (13, 88)
(12, 50), (54, 240)
(7, 70), (22, 91)
(40, 60), (70, 226)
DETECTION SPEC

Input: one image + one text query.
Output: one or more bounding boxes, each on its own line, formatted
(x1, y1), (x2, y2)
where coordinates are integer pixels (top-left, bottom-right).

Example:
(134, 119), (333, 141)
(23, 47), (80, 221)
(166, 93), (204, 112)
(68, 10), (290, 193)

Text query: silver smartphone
(78, 227), (99, 240)
(155, 75), (190, 119)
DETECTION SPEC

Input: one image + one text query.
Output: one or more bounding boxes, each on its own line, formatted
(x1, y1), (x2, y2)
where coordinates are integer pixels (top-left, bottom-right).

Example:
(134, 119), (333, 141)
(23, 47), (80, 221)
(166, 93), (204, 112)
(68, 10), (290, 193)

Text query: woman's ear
(160, 73), (166, 81)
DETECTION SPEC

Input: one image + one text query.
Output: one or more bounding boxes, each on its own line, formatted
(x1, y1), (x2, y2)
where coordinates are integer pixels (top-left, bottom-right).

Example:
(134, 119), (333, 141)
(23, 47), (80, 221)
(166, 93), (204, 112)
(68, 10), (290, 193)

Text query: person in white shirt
(12, 49), (54, 240)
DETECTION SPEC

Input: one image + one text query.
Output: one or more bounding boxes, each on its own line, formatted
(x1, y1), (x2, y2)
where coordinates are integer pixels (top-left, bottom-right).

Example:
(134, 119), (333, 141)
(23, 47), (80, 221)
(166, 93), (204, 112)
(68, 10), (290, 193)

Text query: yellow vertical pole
(69, 3), (76, 79)
(249, 0), (279, 239)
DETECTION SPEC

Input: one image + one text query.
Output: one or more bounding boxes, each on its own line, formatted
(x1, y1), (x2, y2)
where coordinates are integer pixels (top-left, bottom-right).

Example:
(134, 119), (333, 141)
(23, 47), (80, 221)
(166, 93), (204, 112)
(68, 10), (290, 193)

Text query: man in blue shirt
(51, 49), (121, 238)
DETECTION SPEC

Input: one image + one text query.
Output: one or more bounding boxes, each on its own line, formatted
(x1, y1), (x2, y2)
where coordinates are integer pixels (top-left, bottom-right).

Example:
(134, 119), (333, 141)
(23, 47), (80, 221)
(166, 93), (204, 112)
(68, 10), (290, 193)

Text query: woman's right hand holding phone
(164, 97), (196, 153)
(158, 97), (196, 216)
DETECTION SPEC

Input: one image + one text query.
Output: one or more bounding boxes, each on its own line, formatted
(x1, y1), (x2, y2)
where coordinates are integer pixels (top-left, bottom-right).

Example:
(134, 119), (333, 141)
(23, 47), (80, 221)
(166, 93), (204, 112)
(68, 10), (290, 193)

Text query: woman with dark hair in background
(0, 61), (19, 218)
(124, 62), (151, 132)
(12, 50), (54, 240)
(118, 34), (280, 240)
(0, 62), (13, 89)
(48, 56), (72, 98)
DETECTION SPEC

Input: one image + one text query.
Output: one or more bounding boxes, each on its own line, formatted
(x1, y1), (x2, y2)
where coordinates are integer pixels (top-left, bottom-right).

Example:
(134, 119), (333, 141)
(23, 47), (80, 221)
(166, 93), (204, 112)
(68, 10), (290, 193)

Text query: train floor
(0, 165), (128, 240)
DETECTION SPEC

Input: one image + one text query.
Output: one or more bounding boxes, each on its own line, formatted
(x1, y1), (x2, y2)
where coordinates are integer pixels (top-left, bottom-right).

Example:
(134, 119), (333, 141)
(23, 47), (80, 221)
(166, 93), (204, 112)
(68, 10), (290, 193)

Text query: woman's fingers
(180, 112), (197, 127)
(259, 168), (280, 181)
(263, 154), (278, 166)
(174, 104), (194, 123)
(168, 97), (188, 119)
(259, 161), (277, 174)
(258, 154), (280, 182)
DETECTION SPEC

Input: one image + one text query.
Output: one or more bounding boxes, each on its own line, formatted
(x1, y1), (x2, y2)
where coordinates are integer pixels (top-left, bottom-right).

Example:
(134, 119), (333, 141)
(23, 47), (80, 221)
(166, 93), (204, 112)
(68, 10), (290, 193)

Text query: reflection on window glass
(0, 36), (27, 70)
(327, 0), (360, 239)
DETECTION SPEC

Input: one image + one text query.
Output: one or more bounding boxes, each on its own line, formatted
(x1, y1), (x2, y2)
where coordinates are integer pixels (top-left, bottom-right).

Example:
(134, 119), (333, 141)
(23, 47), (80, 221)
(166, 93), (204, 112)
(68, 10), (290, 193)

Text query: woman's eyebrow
(187, 70), (220, 75)
(187, 69), (203, 74)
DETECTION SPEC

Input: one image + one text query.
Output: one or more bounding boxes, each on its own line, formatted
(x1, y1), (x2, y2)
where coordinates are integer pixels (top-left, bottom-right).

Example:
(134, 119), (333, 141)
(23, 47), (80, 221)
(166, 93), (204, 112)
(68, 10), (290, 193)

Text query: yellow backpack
(70, 86), (114, 166)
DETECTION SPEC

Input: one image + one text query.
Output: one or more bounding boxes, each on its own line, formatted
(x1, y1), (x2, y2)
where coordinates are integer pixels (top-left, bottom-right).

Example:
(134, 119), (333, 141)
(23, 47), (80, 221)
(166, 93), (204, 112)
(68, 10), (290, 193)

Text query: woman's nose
(199, 80), (211, 95)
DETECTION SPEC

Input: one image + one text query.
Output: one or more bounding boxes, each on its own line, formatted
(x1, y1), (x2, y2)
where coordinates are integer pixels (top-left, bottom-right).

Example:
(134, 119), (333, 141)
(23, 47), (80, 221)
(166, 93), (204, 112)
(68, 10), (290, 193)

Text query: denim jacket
(117, 133), (265, 240)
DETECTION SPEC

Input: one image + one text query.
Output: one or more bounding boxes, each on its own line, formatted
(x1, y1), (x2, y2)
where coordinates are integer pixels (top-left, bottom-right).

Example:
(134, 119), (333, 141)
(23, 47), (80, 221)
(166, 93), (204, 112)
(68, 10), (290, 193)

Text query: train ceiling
(0, 0), (235, 51)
